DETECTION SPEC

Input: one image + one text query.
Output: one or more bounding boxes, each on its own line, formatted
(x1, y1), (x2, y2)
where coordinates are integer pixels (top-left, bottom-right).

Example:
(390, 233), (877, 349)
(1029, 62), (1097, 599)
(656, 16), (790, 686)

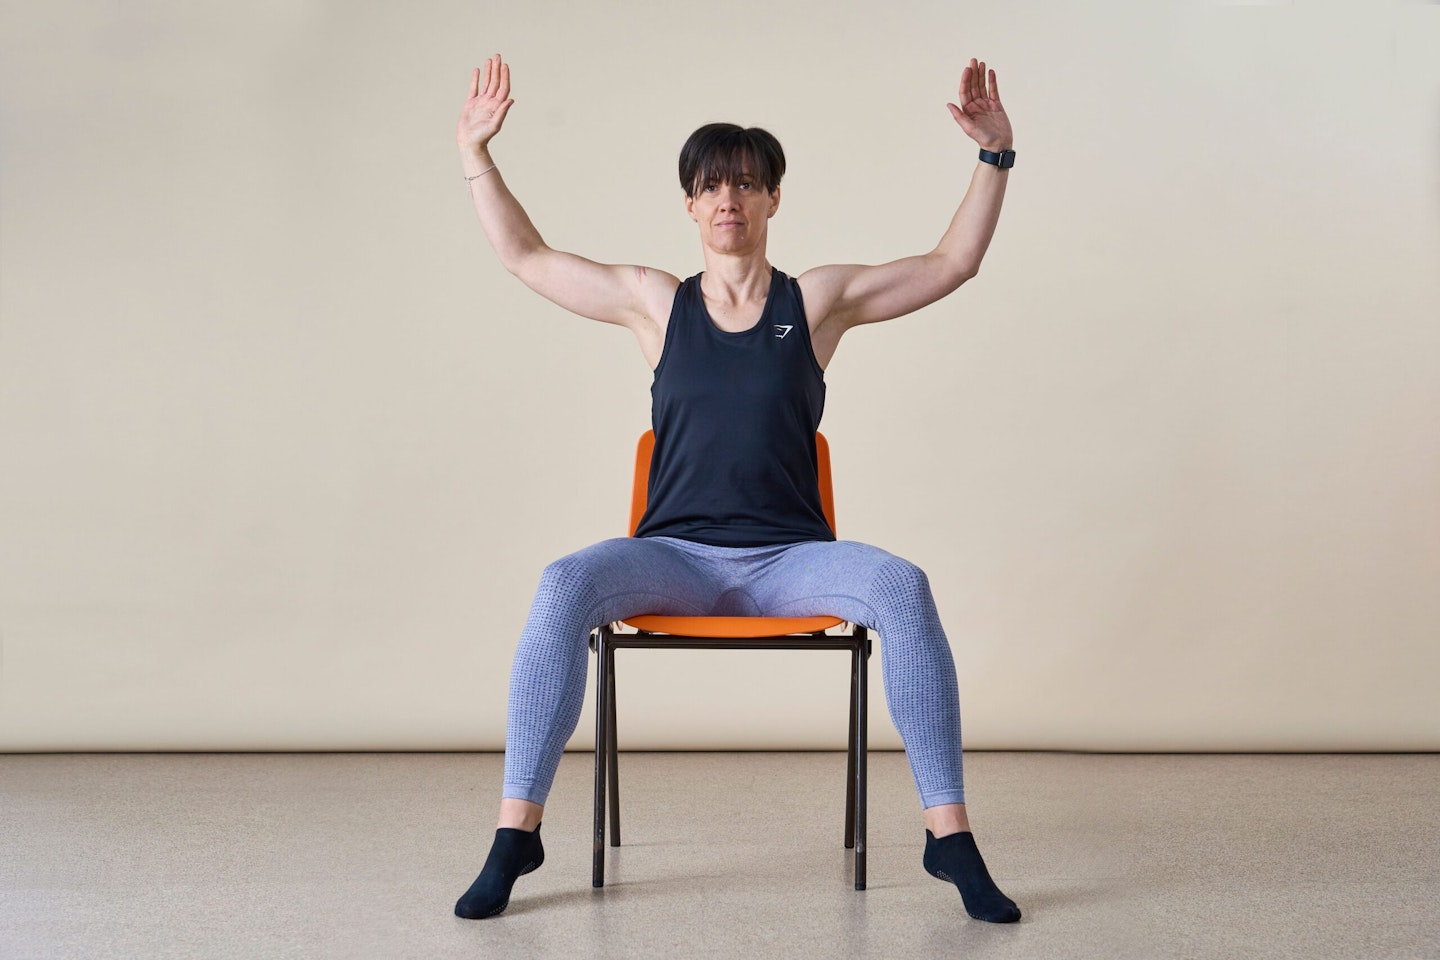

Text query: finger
(959, 64), (973, 108)
(494, 98), (514, 127)
(498, 62), (511, 102)
(977, 61), (987, 98)
(967, 57), (979, 102)
(481, 57), (494, 98)
(946, 102), (965, 126)
(468, 66), (480, 99)
(989, 68), (1000, 103)
(484, 55), (499, 98)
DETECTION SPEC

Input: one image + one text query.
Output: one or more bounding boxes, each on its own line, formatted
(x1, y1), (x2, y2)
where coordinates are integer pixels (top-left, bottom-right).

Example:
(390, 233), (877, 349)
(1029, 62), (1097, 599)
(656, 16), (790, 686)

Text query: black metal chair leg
(592, 627), (609, 887)
(606, 643), (621, 846)
(855, 627), (868, 891)
(844, 644), (858, 850)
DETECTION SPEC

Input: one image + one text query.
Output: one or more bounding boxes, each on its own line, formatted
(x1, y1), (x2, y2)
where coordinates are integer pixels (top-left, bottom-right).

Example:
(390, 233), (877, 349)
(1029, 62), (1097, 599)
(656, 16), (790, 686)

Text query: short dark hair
(678, 123), (786, 199)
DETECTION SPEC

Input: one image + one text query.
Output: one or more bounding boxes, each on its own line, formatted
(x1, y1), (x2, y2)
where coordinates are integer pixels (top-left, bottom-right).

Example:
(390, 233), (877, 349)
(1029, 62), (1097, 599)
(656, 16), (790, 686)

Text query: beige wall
(2, 0), (1437, 752)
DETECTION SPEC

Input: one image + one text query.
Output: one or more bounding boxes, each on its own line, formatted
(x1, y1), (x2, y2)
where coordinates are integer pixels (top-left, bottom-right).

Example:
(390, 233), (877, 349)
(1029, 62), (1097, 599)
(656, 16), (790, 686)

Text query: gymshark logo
(773, 324), (793, 339)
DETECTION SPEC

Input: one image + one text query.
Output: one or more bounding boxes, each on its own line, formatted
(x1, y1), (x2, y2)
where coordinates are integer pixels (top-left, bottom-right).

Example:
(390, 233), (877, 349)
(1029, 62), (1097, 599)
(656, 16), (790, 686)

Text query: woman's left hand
(947, 58), (1013, 152)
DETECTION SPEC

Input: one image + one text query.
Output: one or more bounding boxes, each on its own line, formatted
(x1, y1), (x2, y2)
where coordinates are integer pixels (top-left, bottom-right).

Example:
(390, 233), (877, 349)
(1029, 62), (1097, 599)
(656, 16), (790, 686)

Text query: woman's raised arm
(799, 58), (1014, 360)
(457, 55), (676, 347)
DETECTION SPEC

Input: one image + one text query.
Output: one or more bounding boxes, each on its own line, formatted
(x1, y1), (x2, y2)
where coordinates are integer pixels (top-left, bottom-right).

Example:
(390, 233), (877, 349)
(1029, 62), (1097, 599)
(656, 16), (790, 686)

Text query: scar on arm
(634, 265), (648, 284)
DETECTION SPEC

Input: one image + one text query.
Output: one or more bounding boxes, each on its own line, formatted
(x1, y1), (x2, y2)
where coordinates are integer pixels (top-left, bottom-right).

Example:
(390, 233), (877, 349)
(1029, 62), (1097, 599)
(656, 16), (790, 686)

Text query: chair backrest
(626, 430), (836, 536)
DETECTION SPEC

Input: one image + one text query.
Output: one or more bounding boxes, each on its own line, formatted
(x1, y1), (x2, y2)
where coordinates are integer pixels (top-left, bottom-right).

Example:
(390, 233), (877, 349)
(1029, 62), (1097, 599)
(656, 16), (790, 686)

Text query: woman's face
(684, 169), (780, 257)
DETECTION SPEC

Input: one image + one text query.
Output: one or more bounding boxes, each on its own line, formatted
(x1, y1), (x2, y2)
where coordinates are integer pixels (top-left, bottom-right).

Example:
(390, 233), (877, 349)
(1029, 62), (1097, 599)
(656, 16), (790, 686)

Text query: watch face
(999, 150), (1015, 169)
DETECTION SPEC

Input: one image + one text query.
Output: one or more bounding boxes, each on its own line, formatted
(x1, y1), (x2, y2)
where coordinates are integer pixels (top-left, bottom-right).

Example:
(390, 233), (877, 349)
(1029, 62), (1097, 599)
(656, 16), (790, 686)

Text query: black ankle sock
(923, 829), (1021, 923)
(454, 824), (545, 919)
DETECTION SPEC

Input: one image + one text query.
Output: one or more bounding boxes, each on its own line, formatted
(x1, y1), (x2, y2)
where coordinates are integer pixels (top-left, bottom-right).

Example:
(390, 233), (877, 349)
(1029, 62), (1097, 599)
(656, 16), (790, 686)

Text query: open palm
(947, 58), (1012, 151)
(457, 54), (514, 150)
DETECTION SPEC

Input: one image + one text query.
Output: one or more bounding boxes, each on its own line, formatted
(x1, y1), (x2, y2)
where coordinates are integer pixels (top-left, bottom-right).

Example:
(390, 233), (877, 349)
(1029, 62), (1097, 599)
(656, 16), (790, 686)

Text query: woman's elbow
(927, 249), (978, 291)
(502, 244), (549, 283)
(942, 262), (978, 294)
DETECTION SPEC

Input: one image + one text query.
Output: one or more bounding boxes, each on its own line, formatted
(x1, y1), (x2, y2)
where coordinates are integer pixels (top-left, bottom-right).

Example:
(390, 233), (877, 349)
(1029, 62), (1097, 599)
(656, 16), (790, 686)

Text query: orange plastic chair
(589, 430), (873, 890)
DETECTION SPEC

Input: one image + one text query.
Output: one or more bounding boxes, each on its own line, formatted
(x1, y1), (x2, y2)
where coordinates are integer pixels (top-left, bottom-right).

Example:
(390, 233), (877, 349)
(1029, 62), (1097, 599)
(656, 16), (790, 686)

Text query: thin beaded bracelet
(464, 164), (497, 187)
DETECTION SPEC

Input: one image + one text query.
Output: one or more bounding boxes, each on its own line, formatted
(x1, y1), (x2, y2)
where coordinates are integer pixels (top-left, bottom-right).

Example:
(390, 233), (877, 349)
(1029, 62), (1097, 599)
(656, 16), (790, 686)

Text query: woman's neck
(698, 252), (773, 307)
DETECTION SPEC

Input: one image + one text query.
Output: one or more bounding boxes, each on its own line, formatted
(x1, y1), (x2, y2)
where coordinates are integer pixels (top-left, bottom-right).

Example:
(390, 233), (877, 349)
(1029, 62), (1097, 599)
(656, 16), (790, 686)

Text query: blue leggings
(503, 536), (966, 809)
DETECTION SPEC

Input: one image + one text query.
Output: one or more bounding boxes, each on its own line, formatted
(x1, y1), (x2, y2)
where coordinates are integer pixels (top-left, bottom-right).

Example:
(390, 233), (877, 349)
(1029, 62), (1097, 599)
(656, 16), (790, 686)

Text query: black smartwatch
(978, 148), (1016, 169)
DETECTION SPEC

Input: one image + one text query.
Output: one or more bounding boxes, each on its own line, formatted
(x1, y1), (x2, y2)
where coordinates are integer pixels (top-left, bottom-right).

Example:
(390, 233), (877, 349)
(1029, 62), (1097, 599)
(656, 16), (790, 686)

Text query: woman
(453, 53), (1020, 923)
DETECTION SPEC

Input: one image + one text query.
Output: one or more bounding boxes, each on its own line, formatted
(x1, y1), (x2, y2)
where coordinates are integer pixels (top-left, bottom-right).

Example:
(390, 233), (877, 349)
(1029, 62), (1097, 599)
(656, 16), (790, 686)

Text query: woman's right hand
(457, 54), (514, 153)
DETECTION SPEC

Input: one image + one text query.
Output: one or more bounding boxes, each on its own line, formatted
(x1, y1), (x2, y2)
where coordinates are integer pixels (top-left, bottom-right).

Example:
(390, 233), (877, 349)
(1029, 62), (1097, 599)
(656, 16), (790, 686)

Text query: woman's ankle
(497, 798), (544, 831)
(922, 801), (971, 838)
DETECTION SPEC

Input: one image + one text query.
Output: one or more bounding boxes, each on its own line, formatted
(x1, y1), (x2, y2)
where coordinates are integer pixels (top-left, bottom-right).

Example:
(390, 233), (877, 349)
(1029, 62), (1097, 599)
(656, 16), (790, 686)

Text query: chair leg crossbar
(588, 624), (872, 890)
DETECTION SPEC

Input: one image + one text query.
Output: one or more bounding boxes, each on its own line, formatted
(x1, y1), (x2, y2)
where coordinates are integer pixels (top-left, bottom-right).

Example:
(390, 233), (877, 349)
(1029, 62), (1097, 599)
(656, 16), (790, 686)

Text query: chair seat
(621, 614), (844, 638)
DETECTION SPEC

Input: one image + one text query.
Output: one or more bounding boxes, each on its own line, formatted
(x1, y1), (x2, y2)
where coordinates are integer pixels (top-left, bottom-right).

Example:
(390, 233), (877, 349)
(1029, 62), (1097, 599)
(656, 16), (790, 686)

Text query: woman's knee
(873, 556), (933, 601)
(538, 552), (592, 595)
(866, 556), (946, 635)
(535, 539), (629, 604)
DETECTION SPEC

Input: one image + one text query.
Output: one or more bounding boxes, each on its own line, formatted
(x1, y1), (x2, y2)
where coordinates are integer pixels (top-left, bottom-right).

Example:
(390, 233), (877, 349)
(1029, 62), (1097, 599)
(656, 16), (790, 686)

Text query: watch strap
(978, 148), (1015, 169)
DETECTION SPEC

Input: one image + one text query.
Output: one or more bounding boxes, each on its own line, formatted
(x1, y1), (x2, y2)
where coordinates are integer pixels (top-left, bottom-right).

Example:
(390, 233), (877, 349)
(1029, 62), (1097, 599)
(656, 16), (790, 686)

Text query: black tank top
(633, 268), (834, 547)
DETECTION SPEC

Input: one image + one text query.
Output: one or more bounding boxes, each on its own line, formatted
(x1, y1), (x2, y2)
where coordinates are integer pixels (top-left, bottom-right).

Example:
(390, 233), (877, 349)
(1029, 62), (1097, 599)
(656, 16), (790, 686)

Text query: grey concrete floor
(1, 752), (1437, 960)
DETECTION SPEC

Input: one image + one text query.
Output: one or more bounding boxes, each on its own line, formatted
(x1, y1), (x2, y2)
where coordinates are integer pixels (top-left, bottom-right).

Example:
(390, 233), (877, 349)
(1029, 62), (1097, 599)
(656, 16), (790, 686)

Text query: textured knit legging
(503, 536), (966, 809)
